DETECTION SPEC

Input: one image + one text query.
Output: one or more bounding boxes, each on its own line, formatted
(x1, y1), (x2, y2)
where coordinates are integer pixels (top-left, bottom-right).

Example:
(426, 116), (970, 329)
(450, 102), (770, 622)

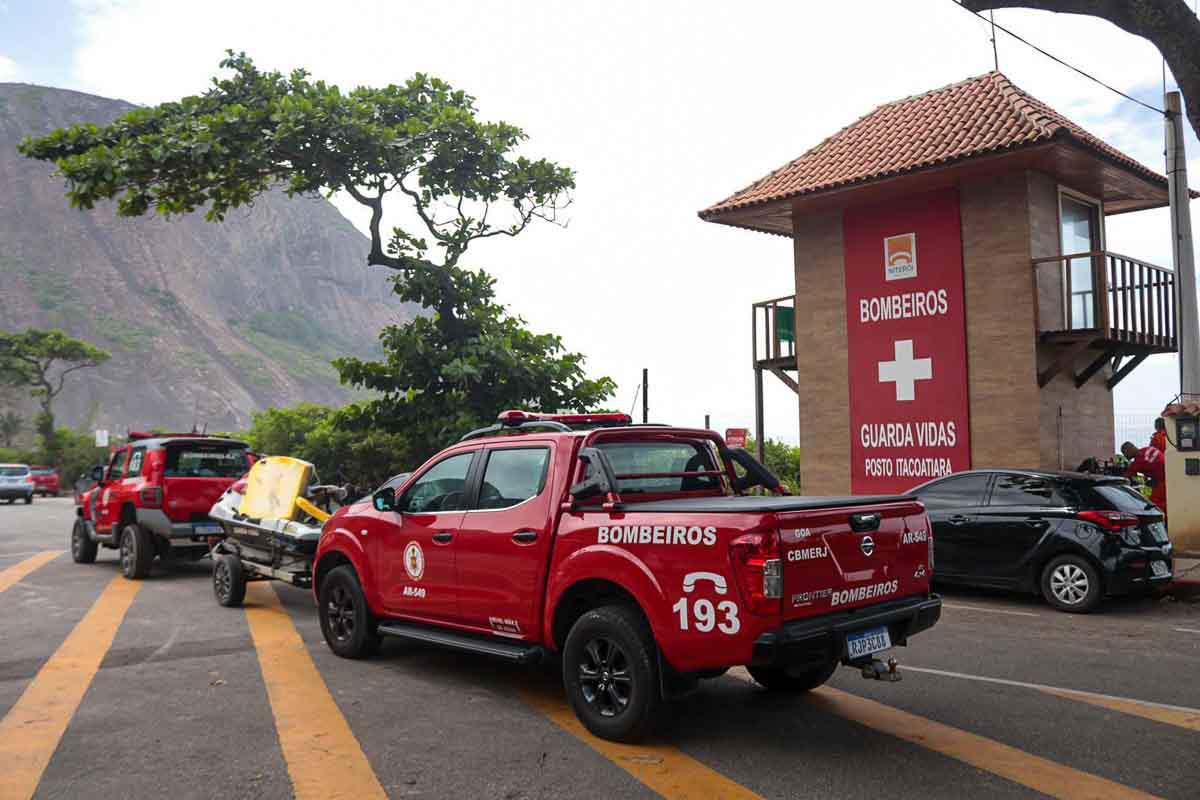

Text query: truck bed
(621, 495), (916, 513)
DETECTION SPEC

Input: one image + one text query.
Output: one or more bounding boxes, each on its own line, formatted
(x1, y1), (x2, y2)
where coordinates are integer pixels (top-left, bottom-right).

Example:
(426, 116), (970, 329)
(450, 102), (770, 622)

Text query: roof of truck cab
(127, 436), (249, 449)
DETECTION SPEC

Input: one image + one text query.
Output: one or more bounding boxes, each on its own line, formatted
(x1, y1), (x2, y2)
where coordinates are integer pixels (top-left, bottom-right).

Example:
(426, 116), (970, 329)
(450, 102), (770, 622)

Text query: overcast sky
(3, 0), (1198, 450)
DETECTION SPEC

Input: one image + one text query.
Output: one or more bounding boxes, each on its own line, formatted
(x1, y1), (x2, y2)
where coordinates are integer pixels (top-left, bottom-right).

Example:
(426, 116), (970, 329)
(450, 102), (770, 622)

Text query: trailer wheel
(563, 605), (661, 742)
(213, 554), (246, 607)
(71, 519), (97, 564)
(747, 659), (839, 693)
(119, 523), (153, 579)
(318, 565), (381, 659)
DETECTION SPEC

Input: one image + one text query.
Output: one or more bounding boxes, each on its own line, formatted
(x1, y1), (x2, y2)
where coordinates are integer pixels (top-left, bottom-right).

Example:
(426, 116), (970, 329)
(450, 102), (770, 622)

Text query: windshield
(164, 445), (249, 478)
(0, 466), (29, 477)
(594, 440), (721, 494)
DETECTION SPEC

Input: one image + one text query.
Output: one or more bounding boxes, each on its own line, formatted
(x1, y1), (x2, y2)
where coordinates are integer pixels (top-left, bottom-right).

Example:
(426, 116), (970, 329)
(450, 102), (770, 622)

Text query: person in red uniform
(1121, 441), (1166, 516)
(1150, 418), (1168, 452)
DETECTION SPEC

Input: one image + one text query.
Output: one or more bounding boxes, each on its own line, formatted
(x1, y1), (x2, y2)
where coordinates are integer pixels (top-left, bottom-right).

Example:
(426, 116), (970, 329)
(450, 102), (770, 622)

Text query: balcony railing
(1032, 250), (1177, 352)
(752, 295), (796, 368)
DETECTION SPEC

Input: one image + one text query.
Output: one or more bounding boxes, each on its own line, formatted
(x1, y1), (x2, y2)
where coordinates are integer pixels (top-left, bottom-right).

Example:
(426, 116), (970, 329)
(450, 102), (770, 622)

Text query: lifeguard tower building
(702, 72), (1180, 495)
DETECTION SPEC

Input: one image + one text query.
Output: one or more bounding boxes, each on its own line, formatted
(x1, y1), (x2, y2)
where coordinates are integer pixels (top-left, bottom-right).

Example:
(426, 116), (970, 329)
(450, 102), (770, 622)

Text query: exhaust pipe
(861, 657), (901, 682)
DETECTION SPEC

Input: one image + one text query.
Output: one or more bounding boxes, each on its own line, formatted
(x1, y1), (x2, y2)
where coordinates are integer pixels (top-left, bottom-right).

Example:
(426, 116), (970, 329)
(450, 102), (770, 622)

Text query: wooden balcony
(752, 295), (796, 372)
(1032, 251), (1177, 389)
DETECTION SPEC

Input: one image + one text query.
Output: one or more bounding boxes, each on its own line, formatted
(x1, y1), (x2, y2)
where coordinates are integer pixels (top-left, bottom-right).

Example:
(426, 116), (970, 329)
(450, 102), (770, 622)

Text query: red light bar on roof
(497, 410), (632, 427)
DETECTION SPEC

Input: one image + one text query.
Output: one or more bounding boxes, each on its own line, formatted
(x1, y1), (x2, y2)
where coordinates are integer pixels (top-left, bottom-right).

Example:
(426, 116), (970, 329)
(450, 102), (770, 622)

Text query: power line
(952, 1), (1165, 116)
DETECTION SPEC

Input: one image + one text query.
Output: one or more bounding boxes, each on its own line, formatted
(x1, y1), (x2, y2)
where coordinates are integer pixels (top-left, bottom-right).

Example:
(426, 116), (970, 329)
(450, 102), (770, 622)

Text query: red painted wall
(843, 187), (971, 494)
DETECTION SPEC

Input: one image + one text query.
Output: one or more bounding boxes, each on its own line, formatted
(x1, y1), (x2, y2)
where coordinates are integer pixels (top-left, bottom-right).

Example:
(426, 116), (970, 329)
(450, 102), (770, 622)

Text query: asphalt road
(1, 498), (1198, 799)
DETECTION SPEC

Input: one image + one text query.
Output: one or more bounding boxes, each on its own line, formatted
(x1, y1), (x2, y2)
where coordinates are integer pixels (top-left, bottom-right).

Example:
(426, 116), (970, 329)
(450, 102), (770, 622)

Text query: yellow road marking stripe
(807, 686), (1160, 800)
(1037, 687), (1200, 732)
(244, 582), (386, 800)
(520, 685), (763, 800)
(905, 665), (1200, 733)
(0, 575), (141, 800)
(0, 550), (63, 593)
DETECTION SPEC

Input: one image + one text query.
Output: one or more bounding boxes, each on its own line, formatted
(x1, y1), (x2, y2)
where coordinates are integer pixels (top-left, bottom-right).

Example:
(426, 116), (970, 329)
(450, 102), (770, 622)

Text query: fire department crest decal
(403, 541), (425, 581)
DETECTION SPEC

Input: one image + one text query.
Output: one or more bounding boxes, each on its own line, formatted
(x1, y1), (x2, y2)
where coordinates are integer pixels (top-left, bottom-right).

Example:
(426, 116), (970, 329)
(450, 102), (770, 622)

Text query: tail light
(139, 486), (163, 507)
(1077, 510), (1138, 531)
(25, 475), (34, 484)
(729, 531), (781, 614)
(928, 535), (935, 572)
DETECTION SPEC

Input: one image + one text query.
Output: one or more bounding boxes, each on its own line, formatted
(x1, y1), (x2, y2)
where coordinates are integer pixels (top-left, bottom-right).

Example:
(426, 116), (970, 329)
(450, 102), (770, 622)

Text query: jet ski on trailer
(208, 455), (348, 606)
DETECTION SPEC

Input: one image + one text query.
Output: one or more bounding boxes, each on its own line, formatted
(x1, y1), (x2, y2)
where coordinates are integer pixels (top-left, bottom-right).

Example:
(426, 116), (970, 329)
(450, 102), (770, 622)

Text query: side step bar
(377, 622), (545, 665)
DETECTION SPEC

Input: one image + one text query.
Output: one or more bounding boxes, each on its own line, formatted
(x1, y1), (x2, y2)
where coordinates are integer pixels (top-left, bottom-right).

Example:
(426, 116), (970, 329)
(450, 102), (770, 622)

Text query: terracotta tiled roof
(699, 71), (1169, 222)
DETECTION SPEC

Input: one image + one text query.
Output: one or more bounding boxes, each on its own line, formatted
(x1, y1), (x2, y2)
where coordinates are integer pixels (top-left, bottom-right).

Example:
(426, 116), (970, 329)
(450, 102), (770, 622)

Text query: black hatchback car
(910, 470), (1172, 613)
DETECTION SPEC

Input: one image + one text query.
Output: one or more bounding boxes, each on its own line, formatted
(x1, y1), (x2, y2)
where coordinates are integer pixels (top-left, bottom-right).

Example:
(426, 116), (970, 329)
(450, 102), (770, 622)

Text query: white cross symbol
(878, 339), (932, 402)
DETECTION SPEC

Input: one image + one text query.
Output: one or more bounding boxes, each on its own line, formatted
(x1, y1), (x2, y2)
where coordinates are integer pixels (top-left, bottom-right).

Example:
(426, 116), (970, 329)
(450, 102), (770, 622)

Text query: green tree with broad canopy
(0, 329), (110, 464)
(20, 53), (615, 458)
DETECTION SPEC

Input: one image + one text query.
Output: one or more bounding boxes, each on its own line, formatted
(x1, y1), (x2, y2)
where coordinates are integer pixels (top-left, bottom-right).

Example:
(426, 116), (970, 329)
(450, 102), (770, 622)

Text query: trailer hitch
(860, 657), (901, 682)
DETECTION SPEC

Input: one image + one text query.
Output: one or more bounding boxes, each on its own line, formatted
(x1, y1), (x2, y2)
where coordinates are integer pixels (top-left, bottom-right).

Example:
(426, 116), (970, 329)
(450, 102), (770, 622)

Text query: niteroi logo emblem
(884, 232), (917, 281)
(403, 541), (425, 581)
(860, 535), (876, 557)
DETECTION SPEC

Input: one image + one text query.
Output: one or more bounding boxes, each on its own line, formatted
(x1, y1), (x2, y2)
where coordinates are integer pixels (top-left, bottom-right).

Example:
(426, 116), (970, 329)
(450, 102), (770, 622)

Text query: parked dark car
(910, 469), (1172, 613)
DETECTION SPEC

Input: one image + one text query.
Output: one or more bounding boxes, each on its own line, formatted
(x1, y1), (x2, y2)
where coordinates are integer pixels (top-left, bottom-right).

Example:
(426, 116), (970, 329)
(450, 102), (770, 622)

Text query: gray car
(0, 464), (34, 504)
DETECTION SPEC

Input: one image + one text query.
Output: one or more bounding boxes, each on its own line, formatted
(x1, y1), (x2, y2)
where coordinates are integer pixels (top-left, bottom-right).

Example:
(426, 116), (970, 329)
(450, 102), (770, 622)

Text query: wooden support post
(768, 367), (800, 396)
(1107, 352), (1149, 390)
(1037, 340), (1090, 388)
(1074, 345), (1120, 388)
(754, 367), (765, 464)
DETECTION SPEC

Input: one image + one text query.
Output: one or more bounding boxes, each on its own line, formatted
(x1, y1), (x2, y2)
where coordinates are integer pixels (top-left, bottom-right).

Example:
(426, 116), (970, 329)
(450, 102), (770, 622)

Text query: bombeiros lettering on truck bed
(597, 524), (718, 546)
(313, 409), (941, 743)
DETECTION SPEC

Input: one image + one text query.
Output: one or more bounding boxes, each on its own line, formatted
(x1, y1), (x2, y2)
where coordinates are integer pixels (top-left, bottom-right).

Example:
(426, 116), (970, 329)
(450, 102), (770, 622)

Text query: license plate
(193, 523), (222, 535)
(1151, 561), (1170, 578)
(846, 626), (892, 659)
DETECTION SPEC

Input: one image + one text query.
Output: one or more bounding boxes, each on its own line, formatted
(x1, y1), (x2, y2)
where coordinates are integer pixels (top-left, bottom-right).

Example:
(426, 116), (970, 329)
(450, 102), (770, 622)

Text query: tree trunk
(963, 0), (1200, 140)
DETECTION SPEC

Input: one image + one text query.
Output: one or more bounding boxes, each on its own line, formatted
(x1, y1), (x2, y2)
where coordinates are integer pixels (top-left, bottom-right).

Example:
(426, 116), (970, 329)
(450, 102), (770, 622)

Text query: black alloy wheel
(317, 565), (380, 659)
(563, 605), (660, 742)
(213, 553), (246, 607)
(71, 519), (97, 564)
(578, 636), (633, 718)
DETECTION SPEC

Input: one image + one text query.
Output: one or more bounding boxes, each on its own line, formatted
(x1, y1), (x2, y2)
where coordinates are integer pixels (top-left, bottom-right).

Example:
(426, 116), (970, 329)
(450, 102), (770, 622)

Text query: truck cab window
(594, 441), (719, 493)
(400, 452), (474, 513)
(107, 449), (129, 481)
(478, 448), (550, 509)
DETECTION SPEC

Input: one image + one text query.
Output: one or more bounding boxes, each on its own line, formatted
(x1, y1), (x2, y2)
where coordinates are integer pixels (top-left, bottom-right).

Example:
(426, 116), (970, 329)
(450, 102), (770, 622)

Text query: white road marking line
(1174, 627), (1200, 634)
(941, 602), (1039, 618)
(906, 665), (1200, 715)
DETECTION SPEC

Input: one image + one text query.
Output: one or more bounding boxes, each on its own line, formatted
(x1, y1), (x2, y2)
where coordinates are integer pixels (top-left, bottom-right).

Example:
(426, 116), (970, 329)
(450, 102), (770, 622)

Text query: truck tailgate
(778, 500), (928, 620)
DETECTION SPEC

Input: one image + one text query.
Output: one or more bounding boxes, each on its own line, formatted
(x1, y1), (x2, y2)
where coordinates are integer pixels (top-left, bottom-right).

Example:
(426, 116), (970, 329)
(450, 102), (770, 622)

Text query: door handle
(1023, 517), (1049, 528)
(512, 531), (538, 544)
(948, 515), (970, 525)
(432, 532), (453, 543)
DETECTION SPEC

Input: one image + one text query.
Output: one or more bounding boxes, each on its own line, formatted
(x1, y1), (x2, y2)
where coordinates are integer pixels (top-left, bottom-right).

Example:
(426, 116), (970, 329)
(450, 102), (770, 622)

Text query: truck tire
(71, 519), (98, 564)
(119, 523), (154, 579)
(318, 565), (380, 659)
(213, 554), (246, 607)
(562, 605), (661, 742)
(747, 659), (839, 693)
(1041, 554), (1102, 613)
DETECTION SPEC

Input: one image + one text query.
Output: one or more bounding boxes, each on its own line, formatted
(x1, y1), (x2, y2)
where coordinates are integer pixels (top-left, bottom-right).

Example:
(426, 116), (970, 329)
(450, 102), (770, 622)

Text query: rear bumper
(0, 487), (33, 499)
(135, 508), (223, 544)
(750, 594), (942, 670)
(1106, 545), (1174, 595)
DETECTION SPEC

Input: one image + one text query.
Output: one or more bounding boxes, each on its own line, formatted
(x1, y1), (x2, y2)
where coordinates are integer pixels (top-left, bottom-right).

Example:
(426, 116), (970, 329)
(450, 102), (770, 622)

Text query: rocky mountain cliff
(0, 83), (411, 433)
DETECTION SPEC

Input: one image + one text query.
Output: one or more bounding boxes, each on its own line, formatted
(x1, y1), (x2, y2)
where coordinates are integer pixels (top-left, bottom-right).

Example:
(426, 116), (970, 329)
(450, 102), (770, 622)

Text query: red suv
(30, 466), (60, 497)
(73, 433), (252, 578)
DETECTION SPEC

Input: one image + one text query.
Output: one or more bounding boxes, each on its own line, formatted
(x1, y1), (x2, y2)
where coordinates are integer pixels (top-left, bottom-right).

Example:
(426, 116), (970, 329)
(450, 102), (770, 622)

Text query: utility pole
(641, 368), (649, 424)
(704, 414), (710, 430)
(1166, 91), (1199, 396)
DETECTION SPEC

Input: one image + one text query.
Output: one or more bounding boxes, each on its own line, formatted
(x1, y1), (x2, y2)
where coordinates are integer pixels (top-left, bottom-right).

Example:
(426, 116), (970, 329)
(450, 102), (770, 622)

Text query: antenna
(989, 10), (999, 70)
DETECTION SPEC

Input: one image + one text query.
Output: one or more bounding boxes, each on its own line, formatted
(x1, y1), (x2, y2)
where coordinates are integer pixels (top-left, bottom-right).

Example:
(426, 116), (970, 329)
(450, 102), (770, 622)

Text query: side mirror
(90, 465), (105, 483)
(372, 487), (396, 513)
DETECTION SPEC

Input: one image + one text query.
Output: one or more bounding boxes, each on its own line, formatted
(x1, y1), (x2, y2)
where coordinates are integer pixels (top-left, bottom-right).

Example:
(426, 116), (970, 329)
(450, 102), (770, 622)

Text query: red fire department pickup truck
(314, 411), (940, 741)
(73, 433), (252, 578)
